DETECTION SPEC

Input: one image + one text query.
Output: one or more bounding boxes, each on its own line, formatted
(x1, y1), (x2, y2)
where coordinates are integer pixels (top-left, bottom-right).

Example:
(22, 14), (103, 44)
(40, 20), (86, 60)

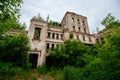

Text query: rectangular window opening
(61, 34), (63, 40)
(83, 36), (86, 41)
(52, 33), (55, 39)
(73, 26), (75, 31)
(89, 37), (91, 42)
(33, 27), (41, 40)
(84, 28), (87, 33)
(78, 27), (80, 32)
(82, 20), (85, 25)
(77, 19), (80, 24)
(47, 32), (51, 38)
(51, 44), (54, 49)
(56, 34), (59, 39)
(76, 35), (79, 39)
(47, 43), (50, 49)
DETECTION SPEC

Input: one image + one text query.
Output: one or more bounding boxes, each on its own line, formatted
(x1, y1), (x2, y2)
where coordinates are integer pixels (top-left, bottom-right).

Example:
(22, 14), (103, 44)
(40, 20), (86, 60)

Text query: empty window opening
(56, 34), (59, 39)
(82, 20), (85, 25)
(61, 34), (63, 40)
(51, 44), (54, 49)
(77, 19), (80, 24)
(34, 27), (41, 40)
(47, 32), (51, 38)
(73, 26), (75, 31)
(47, 43), (50, 49)
(78, 27), (80, 32)
(84, 28), (87, 33)
(52, 33), (55, 39)
(76, 35), (79, 39)
(89, 37), (91, 42)
(83, 36), (86, 41)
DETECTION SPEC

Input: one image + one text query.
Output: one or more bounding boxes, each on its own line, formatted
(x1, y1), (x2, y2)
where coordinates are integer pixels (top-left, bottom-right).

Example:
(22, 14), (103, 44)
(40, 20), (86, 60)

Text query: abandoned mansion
(27, 12), (101, 67)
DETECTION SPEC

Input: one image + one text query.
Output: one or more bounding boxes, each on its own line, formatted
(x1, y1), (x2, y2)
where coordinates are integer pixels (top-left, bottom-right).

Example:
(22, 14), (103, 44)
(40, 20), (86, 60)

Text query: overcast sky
(19, 0), (120, 33)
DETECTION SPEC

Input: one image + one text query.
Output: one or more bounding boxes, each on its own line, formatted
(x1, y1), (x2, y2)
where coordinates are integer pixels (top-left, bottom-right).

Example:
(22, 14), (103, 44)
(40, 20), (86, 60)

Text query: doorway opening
(29, 54), (38, 68)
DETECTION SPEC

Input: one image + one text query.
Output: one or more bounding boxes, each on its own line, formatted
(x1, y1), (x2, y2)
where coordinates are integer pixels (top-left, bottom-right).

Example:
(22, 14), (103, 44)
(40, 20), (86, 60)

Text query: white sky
(19, 0), (120, 33)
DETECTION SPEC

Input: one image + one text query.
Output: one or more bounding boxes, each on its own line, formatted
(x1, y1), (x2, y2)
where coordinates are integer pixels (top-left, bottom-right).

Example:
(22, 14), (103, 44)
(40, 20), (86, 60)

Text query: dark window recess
(61, 34), (63, 40)
(47, 32), (51, 38)
(89, 37), (91, 42)
(73, 26), (75, 31)
(52, 33), (55, 39)
(51, 44), (54, 49)
(78, 27), (80, 32)
(77, 35), (79, 39)
(82, 21), (85, 25)
(77, 19), (80, 24)
(83, 36), (86, 41)
(56, 34), (59, 39)
(47, 43), (50, 49)
(72, 18), (74, 23)
(84, 28), (87, 33)
(33, 27), (41, 40)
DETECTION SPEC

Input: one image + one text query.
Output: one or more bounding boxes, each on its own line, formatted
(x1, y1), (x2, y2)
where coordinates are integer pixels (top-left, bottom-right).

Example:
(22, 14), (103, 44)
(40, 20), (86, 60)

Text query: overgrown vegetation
(0, 0), (120, 79)
(46, 40), (90, 68)
(32, 13), (61, 27)
(0, 0), (30, 79)
(44, 14), (120, 80)
(48, 20), (61, 27)
(101, 13), (120, 29)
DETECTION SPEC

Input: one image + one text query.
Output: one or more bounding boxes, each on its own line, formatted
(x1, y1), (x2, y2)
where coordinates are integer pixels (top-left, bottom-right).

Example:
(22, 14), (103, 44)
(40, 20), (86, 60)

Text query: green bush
(0, 62), (13, 75)
(62, 66), (81, 80)
(46, 40), (89, 68)
(37, 65), (47, 75)
(0, 33), (29, 67)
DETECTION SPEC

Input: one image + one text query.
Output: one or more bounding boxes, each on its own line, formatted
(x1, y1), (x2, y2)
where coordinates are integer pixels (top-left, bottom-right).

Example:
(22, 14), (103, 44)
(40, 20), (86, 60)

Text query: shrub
(0, 32), (29, 67)
(37, 65), (47, 75)
(62, 66), (81, 80)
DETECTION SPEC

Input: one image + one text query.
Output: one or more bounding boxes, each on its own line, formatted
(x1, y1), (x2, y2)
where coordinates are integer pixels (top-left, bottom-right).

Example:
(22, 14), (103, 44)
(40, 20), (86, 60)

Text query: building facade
(27, 12), (96, 67)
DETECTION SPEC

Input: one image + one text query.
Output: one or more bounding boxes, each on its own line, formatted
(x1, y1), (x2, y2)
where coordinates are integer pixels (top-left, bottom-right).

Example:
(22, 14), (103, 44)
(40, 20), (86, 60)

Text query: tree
(0, 0), (29, 67)
(0, 0), (22, 22)
(0, 32), (29, 67)
(101, 13), (120, 29)
(0, 0), (23, 37)
(76, 26), (120, 80)
(46, 40), (89, 68)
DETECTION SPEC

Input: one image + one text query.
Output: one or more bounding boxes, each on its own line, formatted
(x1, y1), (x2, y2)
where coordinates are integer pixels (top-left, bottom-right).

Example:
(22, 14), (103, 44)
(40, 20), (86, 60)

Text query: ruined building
(27, 12), (96, 67)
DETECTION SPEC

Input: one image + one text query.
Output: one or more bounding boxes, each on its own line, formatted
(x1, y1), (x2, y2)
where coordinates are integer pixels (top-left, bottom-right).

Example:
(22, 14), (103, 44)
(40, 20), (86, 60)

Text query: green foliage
(0, 0), (32, 79)
(37, 65), (47, 75)
(0, 62), (13, 75)
(48, 20), (61, 27)
(0, 32), (29, 67)
(69, 33), (74, 39)
(47, 26), (120, 80)
(32, 13), (45, 22)
(0, 62), (27, 80)
(0, 0), (22, 22)
(46, 40), (89, 68)
(78, 27), (120, 80)
(62, 66), (81, 80)
(101, 13), (120, 29)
